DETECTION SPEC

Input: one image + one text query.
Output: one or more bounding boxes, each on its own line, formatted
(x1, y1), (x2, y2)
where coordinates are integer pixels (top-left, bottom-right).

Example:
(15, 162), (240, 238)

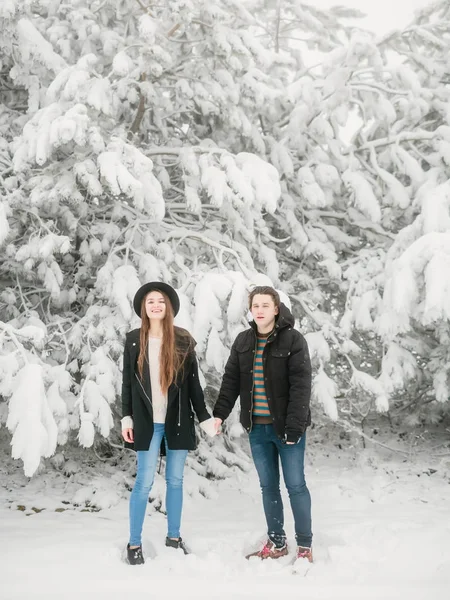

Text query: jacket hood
(276, 302), (295, 328)
(249, 302), (294, 331)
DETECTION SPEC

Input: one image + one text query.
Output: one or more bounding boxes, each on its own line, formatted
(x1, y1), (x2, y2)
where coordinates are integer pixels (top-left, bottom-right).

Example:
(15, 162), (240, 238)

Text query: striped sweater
(252, 334), (270, 417)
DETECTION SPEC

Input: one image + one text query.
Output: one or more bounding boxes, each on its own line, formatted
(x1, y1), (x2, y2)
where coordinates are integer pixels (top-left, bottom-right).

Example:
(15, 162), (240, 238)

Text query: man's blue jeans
(129, 423), (188, 546)
(249, 424), (312, 548)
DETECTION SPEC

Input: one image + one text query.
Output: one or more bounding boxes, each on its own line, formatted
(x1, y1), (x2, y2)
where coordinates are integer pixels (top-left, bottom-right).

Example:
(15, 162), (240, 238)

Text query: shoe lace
(260, 541), (273, 557)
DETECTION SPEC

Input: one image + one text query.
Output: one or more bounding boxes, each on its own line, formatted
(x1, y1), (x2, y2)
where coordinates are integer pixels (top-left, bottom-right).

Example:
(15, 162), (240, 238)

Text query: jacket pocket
(270, 348), (291, 358)
(236, 343), (254, 373)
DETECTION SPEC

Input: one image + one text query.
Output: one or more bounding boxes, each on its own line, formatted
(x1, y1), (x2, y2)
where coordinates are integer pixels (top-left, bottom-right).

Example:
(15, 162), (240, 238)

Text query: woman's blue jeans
(129, 423), (188, 546)
(249, 424), (312, 548)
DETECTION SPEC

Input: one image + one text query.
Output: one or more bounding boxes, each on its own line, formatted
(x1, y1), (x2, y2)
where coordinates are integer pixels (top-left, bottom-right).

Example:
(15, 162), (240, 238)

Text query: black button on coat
(213, 303), (312, 443)
(121, 327), (211, 451)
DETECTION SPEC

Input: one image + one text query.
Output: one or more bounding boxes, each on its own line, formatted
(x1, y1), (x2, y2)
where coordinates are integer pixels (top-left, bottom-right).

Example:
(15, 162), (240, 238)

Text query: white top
(148, 337), (167, 424)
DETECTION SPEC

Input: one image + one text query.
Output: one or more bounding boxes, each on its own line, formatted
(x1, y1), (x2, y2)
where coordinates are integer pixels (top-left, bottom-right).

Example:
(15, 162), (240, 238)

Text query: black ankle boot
(127, 544), (145, 565)
(165, 537), (189, 555)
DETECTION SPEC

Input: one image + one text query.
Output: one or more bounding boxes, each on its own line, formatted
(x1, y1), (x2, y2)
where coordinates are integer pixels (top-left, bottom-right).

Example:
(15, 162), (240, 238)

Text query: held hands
(200, 417), (223, 437)
(122, 428), (134, 443)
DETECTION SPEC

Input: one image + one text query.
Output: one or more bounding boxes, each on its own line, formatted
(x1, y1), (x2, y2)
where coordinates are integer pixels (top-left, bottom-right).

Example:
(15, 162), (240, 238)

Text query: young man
(213, 286), (313, 562)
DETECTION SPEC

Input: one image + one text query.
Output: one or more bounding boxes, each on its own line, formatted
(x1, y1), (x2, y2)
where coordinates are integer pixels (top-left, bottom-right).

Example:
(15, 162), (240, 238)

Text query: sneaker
(296, 546), (313, 563)
(126, 544), (145, 565)
(246, 539), (288, 560)
(165, 536), (190, 555)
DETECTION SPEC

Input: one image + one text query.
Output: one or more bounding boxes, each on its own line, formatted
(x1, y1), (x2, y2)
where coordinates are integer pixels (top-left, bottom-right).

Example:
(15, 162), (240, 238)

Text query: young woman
(213, 286), (313, 563)
(121, 282), (215, 565)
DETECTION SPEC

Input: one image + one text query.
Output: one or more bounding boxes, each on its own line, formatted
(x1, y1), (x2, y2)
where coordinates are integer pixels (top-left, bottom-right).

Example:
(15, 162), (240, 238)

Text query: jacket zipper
(249, 328), (276, 433)
(178, 388), (181, 426)
(249, 332), (257, 432)
(264, 329), (276, 421)
(135, 373), (153, 407)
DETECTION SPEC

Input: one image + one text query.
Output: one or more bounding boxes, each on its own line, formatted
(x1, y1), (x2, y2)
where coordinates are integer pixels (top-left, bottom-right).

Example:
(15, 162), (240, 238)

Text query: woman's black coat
(121, 327), (211, 451)
(213, 303), (312, 443)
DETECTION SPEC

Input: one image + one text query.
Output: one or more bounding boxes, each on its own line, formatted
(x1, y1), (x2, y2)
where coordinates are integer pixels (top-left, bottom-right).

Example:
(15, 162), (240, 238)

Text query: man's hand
(122, 428), (134, 443)
(214, 418), (223, 434)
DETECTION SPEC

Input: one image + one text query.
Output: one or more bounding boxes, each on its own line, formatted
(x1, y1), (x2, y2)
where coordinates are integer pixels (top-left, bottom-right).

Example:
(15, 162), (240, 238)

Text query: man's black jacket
(214, 303), (312, 443)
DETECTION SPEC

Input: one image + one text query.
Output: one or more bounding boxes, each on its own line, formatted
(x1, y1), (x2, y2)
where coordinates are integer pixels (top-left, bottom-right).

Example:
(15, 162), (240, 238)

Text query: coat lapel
(128, 334), (153, 417)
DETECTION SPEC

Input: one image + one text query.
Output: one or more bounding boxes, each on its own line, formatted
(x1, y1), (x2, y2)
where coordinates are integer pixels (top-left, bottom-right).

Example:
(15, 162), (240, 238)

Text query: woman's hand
(214, 418), (223, 434)
(122, 428), (134, 443)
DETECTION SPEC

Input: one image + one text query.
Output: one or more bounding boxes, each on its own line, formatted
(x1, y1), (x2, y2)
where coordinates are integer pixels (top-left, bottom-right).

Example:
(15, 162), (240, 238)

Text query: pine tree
(1, 0), (450, 476)
(0, 0), (289, 475)
(264, 1), (450, 427)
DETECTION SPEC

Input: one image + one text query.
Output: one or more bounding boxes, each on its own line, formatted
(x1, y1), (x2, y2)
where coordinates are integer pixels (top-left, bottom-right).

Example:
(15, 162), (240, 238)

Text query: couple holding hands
(121, 282), (313, 566)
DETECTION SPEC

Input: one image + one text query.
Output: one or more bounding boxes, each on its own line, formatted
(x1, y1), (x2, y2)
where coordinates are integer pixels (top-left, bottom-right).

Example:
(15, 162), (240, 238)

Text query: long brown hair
(137, 291), (191, 393)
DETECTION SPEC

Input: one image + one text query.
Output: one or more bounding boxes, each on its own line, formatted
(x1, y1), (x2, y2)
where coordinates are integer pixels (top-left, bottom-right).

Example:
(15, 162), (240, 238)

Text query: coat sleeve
(285, 333), (312, 443)
(213, 339), (240, 422)
(121, 339), (133, 419)
(188, 353), (211, 423)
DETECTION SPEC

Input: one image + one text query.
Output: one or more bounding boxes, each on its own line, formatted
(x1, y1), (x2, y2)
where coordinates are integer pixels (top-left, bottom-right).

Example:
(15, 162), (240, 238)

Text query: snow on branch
(0, 201), (10, 246)
(350, 367), (389, 413)
(342, 170), (381, 223)
(98, 140), (165, 219)
(13, 103), (90, 170)
(17, 18), (66, 73)
(380, 343), (418, 393)
(312, 368), (338, 421)
(6, 363), (58, 477)
(381, 230), (450, 336)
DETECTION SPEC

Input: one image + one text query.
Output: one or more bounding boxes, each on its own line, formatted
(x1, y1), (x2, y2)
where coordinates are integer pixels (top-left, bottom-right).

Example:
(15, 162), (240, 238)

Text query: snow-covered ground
(1, 432), (450, 600)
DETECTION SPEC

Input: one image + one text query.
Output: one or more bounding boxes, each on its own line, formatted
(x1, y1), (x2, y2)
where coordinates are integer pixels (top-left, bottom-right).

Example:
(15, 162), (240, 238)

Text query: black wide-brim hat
(133, 282), (180, 317)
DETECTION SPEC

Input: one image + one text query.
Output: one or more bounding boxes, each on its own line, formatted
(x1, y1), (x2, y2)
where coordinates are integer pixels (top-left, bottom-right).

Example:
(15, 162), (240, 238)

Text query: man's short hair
(248, 286), (281, 309)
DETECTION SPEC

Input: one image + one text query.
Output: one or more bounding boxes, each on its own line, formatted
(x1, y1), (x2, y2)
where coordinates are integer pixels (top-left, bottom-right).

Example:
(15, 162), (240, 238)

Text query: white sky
(313, 0), (433, 35)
